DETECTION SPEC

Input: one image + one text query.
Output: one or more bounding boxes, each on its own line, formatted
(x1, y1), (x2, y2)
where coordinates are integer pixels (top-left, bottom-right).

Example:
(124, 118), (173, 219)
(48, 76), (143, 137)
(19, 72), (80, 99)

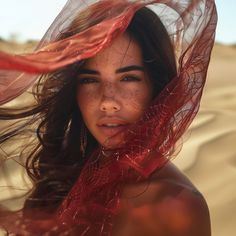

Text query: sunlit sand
(173, 43), (236, 236)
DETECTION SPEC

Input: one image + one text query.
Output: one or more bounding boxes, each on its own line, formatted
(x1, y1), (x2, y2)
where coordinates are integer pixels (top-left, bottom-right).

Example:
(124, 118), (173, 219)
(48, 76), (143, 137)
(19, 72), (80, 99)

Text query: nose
(100, 97), (121, 113)
(99, 82), (121, 113)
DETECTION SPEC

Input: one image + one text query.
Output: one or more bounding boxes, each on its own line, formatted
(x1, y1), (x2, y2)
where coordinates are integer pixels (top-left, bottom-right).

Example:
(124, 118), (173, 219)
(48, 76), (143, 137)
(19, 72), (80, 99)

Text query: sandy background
(173, 43), (236, 236)
(0, 41), (235, 235)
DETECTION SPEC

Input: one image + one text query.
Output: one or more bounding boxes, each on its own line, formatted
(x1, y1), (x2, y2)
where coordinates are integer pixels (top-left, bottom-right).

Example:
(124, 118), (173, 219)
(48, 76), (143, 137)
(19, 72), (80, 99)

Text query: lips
(98, 125), (128, 137)
(97, 117), (129, 137)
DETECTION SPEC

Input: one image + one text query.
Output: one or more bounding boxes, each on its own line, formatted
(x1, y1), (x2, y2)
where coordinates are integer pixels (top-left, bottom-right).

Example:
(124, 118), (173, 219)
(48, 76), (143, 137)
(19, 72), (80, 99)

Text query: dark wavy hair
(0, 7), (177, 216)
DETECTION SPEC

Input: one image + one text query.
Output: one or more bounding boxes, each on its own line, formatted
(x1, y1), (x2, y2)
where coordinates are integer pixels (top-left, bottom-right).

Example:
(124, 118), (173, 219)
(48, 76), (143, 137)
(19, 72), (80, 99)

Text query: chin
(100, 136), (124, 150)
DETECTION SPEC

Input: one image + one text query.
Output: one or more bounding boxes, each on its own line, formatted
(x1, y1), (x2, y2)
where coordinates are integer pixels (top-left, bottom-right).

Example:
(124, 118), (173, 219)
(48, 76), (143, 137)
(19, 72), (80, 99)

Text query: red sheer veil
(0, 0), (217, 235)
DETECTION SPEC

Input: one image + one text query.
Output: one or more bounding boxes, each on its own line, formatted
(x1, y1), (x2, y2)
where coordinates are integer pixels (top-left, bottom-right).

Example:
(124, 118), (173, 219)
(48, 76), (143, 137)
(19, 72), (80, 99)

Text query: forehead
(84, 33), (143, 69)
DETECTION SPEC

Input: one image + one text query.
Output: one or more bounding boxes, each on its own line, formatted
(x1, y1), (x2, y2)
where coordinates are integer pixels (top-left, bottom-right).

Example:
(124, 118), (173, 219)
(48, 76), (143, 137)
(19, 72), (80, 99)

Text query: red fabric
(0, 0), (217, 235)
(0, 0), (138, 105)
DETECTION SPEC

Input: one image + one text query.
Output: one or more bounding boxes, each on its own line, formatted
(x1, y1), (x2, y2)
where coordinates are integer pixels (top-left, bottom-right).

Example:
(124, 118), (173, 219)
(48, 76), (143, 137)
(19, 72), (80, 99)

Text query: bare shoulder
(115, 162), (211, 236)
(152, 162), (211, 236)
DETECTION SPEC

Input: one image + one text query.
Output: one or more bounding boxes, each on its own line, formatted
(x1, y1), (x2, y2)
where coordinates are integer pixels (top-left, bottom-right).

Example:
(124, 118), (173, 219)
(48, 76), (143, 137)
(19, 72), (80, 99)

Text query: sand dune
(173, 43), (236, 236)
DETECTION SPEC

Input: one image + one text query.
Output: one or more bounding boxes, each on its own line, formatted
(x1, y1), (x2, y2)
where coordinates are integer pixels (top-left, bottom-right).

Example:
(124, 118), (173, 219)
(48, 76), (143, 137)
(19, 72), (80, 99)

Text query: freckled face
(76, 33), (152, 148)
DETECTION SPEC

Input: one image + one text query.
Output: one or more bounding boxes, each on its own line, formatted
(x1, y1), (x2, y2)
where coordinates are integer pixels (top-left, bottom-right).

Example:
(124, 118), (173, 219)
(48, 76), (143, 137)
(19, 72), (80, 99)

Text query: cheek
(121, 86), (152, 116)
(76, 89), (98, 125)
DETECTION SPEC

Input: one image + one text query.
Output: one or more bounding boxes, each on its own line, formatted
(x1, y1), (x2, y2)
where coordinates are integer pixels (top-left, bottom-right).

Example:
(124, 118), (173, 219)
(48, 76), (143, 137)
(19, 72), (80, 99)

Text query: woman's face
(77, 33), (152, 148)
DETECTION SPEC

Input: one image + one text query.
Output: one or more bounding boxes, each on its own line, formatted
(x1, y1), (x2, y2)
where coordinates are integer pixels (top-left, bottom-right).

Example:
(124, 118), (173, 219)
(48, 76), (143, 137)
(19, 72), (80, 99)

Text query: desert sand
(173, 43), (236, 236)
(0, 42), (235, 235)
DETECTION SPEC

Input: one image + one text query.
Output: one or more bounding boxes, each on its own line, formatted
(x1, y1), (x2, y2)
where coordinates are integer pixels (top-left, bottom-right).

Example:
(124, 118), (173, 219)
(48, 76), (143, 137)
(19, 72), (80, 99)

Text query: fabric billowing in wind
(0, 0), (217, 235)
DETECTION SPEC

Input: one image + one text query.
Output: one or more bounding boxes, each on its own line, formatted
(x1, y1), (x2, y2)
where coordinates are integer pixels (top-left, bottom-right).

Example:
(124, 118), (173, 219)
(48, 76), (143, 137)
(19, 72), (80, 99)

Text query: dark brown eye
(121, 76), (141, 82)
(78, 78), (99, 84)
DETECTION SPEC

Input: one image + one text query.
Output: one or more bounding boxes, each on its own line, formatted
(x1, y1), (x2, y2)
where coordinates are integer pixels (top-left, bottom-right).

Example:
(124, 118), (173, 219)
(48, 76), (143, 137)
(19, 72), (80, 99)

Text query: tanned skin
(113, 162), (211, 236)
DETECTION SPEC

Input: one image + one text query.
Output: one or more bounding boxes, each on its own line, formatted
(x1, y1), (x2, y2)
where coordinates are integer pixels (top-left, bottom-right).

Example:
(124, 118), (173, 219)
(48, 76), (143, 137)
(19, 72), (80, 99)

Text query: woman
(0, 0), (217, 235)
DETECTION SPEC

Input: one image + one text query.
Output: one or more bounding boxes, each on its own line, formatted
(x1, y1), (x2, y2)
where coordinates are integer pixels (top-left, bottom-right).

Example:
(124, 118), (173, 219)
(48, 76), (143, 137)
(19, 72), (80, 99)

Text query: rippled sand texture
(173, 44), (236, 236)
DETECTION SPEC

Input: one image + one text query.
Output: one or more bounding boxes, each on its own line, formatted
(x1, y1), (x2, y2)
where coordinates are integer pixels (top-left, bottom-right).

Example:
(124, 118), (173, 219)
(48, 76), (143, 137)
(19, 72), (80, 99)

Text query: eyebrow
(116, 65), (145, 73)
(78, 65), (145, 75)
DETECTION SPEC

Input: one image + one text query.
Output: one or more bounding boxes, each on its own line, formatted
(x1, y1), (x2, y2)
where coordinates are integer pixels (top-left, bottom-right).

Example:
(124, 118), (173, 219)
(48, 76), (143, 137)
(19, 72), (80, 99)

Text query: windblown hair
(0, 7), (177, 216)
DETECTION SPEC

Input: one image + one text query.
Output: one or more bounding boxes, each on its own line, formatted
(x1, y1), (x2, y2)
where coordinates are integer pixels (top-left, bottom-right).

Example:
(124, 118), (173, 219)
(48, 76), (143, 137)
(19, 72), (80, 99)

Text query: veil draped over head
(0, 0), (217, 235)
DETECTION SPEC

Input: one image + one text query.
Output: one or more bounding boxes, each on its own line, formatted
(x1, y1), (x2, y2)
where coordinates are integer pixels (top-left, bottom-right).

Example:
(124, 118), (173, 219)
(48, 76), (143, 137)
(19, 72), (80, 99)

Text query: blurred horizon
(1, 36), (235, 47)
